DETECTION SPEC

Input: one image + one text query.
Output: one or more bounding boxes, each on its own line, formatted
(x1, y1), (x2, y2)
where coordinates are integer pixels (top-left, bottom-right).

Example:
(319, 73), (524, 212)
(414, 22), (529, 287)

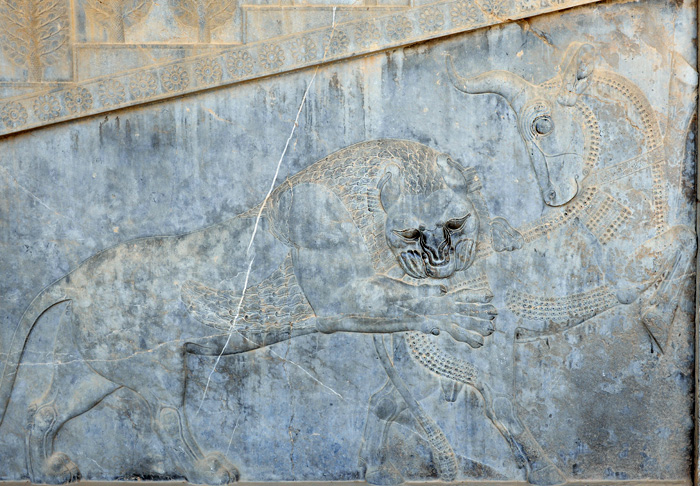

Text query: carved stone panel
(0, 0), (697, 484)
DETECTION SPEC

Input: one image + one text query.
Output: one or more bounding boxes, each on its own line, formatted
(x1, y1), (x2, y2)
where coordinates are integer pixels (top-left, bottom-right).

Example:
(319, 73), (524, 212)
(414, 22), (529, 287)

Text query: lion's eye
(393, 228), (421, 240)
(532, 115), (554, 136)
(445, 214), (469, 231)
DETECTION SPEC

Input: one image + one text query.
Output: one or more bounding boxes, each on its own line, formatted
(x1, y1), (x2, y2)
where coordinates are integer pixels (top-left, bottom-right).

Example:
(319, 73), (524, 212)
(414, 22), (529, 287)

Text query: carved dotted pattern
(407, 332), (478, 384)
(591, 146), (663, 186)
(506, 286), (618, 321)
(591, 71), (666, 233)
(579, 191), (631, 244)
(410, 407), (458, 481)
(574, 100), (600, 178)
(519, 186), (598, 243)
(538, 78), (560, 90)
(404, 273), (489, 461)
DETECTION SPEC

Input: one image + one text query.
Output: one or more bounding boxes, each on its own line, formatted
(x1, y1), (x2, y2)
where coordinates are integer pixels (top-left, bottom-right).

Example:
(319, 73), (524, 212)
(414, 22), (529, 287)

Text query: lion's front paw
(456, 302), (498, 322)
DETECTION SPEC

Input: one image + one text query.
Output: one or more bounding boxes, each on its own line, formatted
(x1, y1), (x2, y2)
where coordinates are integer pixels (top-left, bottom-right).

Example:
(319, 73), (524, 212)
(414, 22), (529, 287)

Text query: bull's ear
(557, 43), (596, 106)
(377, 164), (402, 212)
(437, 154), (469, 194)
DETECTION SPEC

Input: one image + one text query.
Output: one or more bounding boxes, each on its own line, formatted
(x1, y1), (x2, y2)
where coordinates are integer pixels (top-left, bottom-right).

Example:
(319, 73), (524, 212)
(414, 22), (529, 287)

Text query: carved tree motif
(0, 0), (69, 82)
(168, 0), (238, 44)
(84, 0), (153, 43)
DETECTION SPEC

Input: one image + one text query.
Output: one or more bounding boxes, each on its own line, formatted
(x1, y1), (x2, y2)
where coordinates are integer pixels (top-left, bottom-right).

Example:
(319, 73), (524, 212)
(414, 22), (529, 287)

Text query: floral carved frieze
(0, 0), (604, 137)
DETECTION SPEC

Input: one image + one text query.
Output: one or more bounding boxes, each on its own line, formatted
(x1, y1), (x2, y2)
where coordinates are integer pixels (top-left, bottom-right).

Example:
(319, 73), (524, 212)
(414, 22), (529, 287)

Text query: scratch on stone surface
(88, 458), (106, 472)
(225, 413), (241, 456)
(288, 408), (297, 473)
(275, 351), (345, 400)
(0, 165), (66, 218)
(196, 257), (255, 416)
(206, 109), (245, 132)
(197, 7), (340, 413)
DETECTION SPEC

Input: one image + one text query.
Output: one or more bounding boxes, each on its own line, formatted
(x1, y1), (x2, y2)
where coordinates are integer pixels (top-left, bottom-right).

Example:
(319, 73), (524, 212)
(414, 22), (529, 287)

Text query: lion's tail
(0, 279), (70, 427)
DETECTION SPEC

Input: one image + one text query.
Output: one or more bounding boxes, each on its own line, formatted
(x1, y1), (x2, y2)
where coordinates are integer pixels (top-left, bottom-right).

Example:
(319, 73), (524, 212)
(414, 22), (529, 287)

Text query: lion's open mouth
(398, 239), (475, 279)
(423, 239), (475, 278)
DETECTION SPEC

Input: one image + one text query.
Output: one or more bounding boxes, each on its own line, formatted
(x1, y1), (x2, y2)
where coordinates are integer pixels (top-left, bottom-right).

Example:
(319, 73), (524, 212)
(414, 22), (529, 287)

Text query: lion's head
(378, 154), (479, 279)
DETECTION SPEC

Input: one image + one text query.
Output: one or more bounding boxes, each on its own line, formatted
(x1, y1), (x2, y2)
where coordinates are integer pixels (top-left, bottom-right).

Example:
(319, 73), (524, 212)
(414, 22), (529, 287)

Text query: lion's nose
(421, 230), (448, 264)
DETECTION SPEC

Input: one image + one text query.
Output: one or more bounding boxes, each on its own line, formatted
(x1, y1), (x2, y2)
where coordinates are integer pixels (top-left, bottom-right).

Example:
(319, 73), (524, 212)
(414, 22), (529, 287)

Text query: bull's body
(359, 43), (697, 486)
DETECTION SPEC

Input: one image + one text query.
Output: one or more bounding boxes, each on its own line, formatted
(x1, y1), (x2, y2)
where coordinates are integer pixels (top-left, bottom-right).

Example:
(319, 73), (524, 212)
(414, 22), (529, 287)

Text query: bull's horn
(446, 55), (531, 106)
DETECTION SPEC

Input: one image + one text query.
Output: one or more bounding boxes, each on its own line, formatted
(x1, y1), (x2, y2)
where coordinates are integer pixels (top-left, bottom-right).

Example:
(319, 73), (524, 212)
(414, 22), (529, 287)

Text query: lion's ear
(377, 164), (402, 212)
(437, 154), (469, 194)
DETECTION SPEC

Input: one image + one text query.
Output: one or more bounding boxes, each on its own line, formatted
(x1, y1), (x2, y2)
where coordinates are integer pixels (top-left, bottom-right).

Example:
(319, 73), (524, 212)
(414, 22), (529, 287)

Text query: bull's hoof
(641, 308), (669, 353)
(33, 452), (81, 484)
(527, 463), (566, 486)
(189, 452), (240, 484)
(365, 465), (405, 485)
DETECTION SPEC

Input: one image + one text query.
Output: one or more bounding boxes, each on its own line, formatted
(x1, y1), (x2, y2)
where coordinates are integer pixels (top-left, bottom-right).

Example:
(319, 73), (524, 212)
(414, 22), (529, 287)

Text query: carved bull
(447, 42), (696, 347)
(360, 42), (697, 486)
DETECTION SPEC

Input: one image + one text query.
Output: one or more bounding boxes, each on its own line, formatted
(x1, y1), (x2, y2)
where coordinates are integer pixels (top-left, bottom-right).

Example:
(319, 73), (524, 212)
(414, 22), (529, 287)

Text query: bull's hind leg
(27, 306), (121, 483)
(639, 226), (696, 352)
(619, 225), (696, 352)
(360, 379), (407, 485)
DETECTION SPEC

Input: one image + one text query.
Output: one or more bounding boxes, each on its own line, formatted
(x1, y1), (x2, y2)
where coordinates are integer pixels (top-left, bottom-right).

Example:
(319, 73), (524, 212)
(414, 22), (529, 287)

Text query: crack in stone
(0, 164), (67, 218)
(196, 6), (341, 422)
(225, 413), (241, 456)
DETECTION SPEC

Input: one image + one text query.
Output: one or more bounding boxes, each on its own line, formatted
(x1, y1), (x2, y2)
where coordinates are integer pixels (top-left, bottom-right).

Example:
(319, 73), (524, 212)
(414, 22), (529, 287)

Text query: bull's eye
(445, 214), (469, 231)
(393, 228), (421, 241)
(533, 115), (554, 136)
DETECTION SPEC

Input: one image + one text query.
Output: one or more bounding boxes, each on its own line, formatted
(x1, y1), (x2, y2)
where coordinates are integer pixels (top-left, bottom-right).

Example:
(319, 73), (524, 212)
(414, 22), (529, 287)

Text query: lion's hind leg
(360, 379), (407, 485)
(27, 305), (121, 484)
(149, 404), (239, 484)
(113, 340), (239, 485)
(474, 383), (565, 486)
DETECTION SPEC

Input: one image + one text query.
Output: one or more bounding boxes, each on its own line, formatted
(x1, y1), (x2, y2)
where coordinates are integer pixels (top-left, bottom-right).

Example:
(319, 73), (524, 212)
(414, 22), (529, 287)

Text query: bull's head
(447, 43), (597, 207)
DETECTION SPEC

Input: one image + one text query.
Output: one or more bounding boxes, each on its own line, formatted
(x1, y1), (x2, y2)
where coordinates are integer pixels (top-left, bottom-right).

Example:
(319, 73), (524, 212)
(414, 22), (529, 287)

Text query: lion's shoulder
(242, 139), (482, 273)
(286, 139), (445, 192)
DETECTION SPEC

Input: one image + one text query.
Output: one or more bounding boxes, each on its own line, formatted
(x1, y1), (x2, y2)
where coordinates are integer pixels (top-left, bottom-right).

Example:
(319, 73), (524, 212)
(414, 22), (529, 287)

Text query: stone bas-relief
(0, 0), (606, 134)
(3, 139), (516, 484)
(0, 0), (697, 483)
(447, 43), (696, 347)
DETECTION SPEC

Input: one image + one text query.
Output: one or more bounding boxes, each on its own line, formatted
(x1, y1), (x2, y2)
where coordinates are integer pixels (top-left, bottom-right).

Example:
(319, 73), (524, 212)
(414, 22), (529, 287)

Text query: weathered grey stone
(0, 0), (697, 484)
